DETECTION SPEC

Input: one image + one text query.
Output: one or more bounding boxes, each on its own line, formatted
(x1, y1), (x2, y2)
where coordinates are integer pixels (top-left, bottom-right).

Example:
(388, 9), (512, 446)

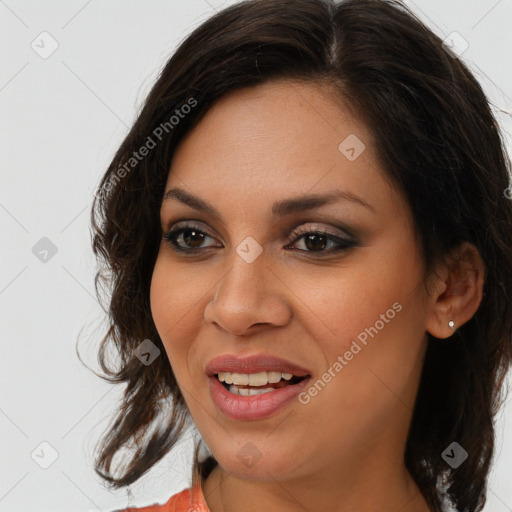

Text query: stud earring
(448, 320), (455, 329)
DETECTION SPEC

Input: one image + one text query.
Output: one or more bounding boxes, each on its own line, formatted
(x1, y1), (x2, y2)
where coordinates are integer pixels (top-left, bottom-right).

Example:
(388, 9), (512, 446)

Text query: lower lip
(208, 375), (311, 421)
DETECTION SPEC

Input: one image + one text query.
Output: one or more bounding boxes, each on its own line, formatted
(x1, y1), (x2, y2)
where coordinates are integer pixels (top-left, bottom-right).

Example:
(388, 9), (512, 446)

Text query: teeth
(217, 371), (294, 386)
(269, 371), (285, 383)
(228, 384), (276, 396)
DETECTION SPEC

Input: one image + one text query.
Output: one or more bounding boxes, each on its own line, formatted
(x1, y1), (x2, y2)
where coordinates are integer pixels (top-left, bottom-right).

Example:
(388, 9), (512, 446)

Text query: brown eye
(182, 229), (206, 248)
(162, 224), (220, 252)
(303, 233), (328, 252)
(286, 226), (357, 255)
(162, 222), (357, 256)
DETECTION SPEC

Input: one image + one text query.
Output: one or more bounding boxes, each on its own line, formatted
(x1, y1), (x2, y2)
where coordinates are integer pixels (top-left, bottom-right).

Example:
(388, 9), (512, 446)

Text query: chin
(211, 443), (305, 481)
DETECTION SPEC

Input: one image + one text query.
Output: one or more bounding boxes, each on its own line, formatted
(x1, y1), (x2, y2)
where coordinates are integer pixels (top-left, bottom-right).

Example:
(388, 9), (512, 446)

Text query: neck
(201, 457), (432, 512)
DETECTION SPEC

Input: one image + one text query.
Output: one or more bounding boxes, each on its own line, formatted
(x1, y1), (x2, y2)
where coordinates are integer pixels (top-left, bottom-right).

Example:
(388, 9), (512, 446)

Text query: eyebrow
(161, 186), (375, 219)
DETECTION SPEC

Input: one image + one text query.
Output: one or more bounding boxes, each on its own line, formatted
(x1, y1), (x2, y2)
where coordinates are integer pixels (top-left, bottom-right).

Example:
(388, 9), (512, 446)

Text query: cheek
(149, 255), (200, 371)
(150, 256), (175, 339)
(297, 260), (417, 358)
(308, 291), (425, 431)
(298, 238), (426, 404)
(150, 252), (204, 329)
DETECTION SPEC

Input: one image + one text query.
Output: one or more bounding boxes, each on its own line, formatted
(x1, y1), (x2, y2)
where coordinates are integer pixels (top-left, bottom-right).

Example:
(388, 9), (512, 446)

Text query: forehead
(171, 79), (371, 167)
(162, 79), (403, 220)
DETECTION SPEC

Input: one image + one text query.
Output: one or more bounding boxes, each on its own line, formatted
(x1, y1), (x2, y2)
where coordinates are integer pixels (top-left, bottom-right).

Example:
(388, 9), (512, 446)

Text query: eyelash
(161, 222), (357, 256)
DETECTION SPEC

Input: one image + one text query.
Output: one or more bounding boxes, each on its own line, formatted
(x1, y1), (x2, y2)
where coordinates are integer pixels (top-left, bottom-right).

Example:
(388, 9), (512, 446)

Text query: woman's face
(150, 79), (431, 482)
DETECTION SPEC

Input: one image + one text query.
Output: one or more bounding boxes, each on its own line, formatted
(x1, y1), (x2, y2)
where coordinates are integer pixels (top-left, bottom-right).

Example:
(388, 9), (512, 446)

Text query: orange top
(117, 482), (210, 512)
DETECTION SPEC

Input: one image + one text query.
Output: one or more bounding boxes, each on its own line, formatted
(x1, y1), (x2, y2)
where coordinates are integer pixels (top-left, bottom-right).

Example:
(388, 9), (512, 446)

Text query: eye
(285, 225), (357, 254)
(162, 223), (220, 252)
(162, 222), (358, 255)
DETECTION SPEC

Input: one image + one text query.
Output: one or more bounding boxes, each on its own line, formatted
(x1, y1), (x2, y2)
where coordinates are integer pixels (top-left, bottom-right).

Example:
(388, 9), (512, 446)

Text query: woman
(87, 0), (512, 511)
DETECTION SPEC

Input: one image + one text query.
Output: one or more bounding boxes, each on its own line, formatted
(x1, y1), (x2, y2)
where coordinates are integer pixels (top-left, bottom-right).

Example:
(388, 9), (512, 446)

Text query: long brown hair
(83, 1), (512, 510)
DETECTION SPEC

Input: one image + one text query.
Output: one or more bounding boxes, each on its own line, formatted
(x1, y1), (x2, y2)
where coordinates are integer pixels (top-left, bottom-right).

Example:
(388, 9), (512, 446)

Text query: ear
(425, 242), (485, 339)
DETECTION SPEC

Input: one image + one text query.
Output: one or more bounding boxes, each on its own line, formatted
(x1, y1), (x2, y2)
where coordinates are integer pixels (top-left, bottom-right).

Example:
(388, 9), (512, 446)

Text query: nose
(203, 250), (292, 336)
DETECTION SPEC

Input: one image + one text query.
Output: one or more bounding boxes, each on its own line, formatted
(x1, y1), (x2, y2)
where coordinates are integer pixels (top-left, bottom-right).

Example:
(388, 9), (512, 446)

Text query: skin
(150, 79), (485, 512)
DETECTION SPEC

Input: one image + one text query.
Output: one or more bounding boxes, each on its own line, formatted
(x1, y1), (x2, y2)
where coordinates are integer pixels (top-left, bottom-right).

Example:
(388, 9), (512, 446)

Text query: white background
(1, 1), (511, 511)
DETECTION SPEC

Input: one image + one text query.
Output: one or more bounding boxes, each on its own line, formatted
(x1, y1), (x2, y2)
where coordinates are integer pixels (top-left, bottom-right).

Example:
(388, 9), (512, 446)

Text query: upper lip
(206, 354), (311, 377)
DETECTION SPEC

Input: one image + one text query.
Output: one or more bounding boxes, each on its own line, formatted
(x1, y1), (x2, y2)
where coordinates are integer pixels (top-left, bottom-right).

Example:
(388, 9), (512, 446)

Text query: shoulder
(112, 483), (209, 512)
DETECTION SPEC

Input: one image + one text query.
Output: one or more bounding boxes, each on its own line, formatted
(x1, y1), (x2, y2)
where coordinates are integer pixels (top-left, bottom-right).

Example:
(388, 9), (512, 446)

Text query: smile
(216, 371), (307, 396)
(208, 372), (311, 421)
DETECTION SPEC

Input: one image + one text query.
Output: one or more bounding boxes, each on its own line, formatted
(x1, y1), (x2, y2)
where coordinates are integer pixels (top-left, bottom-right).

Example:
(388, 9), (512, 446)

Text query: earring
(448, 320), (455, 329)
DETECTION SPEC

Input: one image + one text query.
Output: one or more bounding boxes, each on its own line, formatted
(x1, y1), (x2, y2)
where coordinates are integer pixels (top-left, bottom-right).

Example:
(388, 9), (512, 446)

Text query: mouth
(214, 371), (309, 396)
(206, 353), (312, 420)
